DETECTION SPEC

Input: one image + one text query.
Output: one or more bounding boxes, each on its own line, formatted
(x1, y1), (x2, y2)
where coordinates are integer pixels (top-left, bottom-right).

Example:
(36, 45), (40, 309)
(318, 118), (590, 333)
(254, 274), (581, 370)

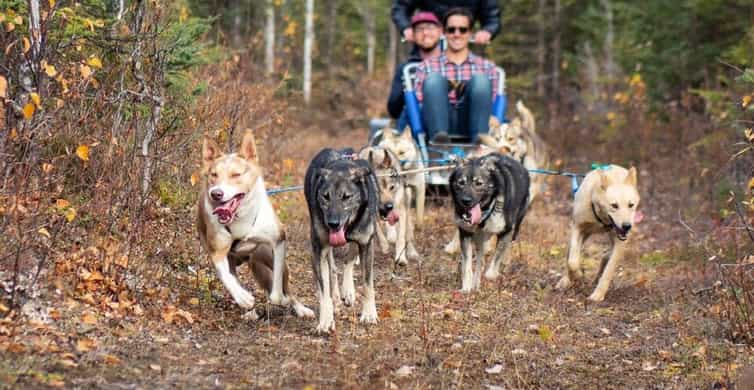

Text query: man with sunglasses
(386, 12), (442, 132)
(414, 7), (498, 143)
(391, 0), (500, 45)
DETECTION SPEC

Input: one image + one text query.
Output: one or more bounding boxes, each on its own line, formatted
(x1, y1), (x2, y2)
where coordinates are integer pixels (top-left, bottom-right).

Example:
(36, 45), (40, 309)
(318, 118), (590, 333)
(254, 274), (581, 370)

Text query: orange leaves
(81, 312), (98, 325)
(55, 198), (77, 222)
(0, 75), (6, 98)
(79, 64), (92, 79)
(86, 56), (102, 69)
(103, 354), (121, 365)
(30, 92), (41, 108)
(76, 144), (90, 161)
(23, 102), (35, 119)
(75, 338), (97, 353)
(162, 305), (195, 325)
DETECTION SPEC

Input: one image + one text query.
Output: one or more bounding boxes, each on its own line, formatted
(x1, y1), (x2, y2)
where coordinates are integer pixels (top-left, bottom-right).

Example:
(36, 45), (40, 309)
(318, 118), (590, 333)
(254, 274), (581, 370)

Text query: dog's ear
(400, 128), (413, 140)
(381, 149), (393, 169)
(202, 137), (222, 170)
(625, 166), (638, 186)
(489, 116), (500, 130)
(349, 166), (371, 180)
(238, 130), (258, 162)
(478, 134), (497, 148)
(599, 171), (611, 191)
(480, 155), (498, 173)
(317, 168), (332, 181)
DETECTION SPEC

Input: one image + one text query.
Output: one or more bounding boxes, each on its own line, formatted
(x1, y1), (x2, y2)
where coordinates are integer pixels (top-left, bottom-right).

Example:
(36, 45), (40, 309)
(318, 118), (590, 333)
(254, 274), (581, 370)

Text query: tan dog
(359, 146), (420, 267)
(481, 101), (550, 203)
(555, 165), (641, 302)
(377, 129), (426, 227)
(197, 131), (313, 318)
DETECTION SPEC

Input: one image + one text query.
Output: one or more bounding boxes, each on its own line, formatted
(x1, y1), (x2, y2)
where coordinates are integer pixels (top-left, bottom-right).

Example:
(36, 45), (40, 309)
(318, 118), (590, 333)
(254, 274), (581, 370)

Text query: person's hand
(473, 30), (492, 44)
(402, 27), (414, 42)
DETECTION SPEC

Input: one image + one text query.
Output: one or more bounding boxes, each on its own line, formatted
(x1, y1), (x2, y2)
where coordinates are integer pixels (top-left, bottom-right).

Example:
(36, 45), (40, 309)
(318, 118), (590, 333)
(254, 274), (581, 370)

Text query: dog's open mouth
(614, 226), (629, 241)
(462, 204), (482, 225)
(212, 193), (245, 225)
(380, 210), (400, 226)
(328, 226), (348, 247)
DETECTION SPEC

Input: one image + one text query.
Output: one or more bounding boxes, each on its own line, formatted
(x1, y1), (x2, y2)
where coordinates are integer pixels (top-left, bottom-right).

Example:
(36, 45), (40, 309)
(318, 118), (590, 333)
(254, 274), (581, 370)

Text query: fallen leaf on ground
(485, 364), (504, 374)
(81, 312), (97, 325)
(103, 354), (121, 365)
(394, 365), (414, 377)
(76, 338), (97, 352)
(150, 364), (162, 372)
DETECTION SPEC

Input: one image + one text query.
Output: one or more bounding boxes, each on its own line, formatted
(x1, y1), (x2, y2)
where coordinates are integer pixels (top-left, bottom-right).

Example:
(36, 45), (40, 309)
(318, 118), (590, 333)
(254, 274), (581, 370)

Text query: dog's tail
(516, 101), (536, 135)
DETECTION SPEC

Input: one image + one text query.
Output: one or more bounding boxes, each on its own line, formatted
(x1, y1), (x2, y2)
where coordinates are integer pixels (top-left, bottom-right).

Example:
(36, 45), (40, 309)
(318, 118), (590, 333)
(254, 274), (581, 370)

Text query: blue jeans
(421, 73), (492, 142)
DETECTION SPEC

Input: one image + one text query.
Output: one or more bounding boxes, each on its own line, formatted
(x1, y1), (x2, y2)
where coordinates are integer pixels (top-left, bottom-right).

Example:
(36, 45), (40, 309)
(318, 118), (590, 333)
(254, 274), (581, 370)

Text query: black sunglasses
(445, 26), (469, 34)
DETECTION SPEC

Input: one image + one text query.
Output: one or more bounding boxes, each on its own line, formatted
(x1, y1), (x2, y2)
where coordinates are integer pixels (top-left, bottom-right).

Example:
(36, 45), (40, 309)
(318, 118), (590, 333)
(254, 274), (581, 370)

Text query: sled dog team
(197, 102), (641, 333)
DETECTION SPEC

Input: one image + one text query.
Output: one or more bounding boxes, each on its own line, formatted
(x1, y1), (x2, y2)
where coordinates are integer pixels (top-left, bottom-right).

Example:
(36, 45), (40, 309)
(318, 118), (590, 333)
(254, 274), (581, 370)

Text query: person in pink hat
(391, 1), (501, 45)
(386, 11), (442, 132)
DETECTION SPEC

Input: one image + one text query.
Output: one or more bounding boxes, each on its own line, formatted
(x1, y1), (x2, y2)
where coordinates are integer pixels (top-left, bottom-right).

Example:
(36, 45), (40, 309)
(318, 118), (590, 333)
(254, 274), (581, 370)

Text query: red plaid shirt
(414, 53), (499, 104)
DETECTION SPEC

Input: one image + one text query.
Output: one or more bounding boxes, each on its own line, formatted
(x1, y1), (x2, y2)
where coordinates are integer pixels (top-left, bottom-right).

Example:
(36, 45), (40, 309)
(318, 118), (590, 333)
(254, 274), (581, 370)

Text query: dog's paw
(315, 319), (336, 334)
(268, 291), (286, 306)
(555, 276), (572, 291)
(587, 291), (606, 302)
(242, 309), (260, 321)
(233, 289), (256, 309)
(407, 245), (421, 261)
(341, 286), (356, 307)
(359, 307), (378, 324)
(484, 268), (500, 281)
(294, 303), (315, 318)
(444, 240), (459, 255)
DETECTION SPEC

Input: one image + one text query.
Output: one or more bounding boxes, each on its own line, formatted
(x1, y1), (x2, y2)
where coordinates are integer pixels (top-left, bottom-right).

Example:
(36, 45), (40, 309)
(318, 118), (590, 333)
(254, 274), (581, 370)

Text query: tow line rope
(265, 155), (610, 197)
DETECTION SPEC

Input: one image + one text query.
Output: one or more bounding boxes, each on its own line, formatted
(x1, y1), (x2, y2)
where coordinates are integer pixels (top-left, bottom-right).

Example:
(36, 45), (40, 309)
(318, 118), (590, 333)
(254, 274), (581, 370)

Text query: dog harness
(591, 202), (613, 229)
(480, 197), (505, 225)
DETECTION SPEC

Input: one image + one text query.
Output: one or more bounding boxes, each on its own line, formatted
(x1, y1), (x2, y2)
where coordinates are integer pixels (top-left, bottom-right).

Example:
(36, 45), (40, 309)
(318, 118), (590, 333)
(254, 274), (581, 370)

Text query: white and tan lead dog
(555, 165), (641, 302)
(197, 131), (313, 318)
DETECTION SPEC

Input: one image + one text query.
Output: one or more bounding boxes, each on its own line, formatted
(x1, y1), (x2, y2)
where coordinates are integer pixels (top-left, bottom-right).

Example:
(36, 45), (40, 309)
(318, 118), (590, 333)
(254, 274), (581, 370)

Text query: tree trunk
(551, 0), (561, 97)
(265, 0), (275, 75)
(303, 0), (314, 104)
(117, 0), (125, 20)
(537, 0), (546, 97)
(387, 21), (398, 77)
(28, 0), (41, 75)
(324, 0), (338, 70)
(366, 14), (375, 75)
(601, 0), (615, 96)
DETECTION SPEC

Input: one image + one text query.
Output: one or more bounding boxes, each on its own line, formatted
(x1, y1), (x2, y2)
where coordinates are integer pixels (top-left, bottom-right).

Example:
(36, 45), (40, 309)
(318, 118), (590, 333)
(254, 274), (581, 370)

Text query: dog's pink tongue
(387, 210), (400, 226)
(470, 204), (482, 225)
(212, 194), (244, 224)
(329, 227), (347, 247)
(634, 210), (644, 224)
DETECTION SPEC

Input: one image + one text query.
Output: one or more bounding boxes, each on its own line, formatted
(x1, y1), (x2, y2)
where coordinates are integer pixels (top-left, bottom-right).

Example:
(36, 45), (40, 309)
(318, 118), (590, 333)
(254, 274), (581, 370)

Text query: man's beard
(418, 43), (438, 54)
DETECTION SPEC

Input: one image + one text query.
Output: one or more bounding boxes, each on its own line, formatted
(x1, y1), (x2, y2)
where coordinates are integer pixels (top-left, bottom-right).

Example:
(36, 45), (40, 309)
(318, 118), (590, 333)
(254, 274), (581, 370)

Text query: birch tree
(303, 0), (314, 104)
(265, 0), (275, 75)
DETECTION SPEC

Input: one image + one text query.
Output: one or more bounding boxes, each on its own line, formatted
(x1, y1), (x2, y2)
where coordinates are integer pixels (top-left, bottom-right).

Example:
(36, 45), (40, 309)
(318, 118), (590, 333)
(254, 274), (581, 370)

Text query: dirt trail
(1, 79), (751, 389)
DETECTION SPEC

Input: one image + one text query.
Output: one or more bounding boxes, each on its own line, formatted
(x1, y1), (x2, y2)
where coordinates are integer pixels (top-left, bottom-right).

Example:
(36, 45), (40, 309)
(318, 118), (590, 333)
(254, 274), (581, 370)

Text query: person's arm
(478, 0), (501, 39)
(487, 61), (499, 99)
(387, 64), (406, 119)
(391, 0), (416, 41)
(414, 64), (426, 103)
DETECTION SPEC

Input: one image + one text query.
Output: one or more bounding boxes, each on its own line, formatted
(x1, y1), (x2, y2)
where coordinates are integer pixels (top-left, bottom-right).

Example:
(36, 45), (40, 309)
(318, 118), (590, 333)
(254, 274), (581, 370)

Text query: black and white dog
(450, 153), (530, 292)
(304, 149), (380, 333)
